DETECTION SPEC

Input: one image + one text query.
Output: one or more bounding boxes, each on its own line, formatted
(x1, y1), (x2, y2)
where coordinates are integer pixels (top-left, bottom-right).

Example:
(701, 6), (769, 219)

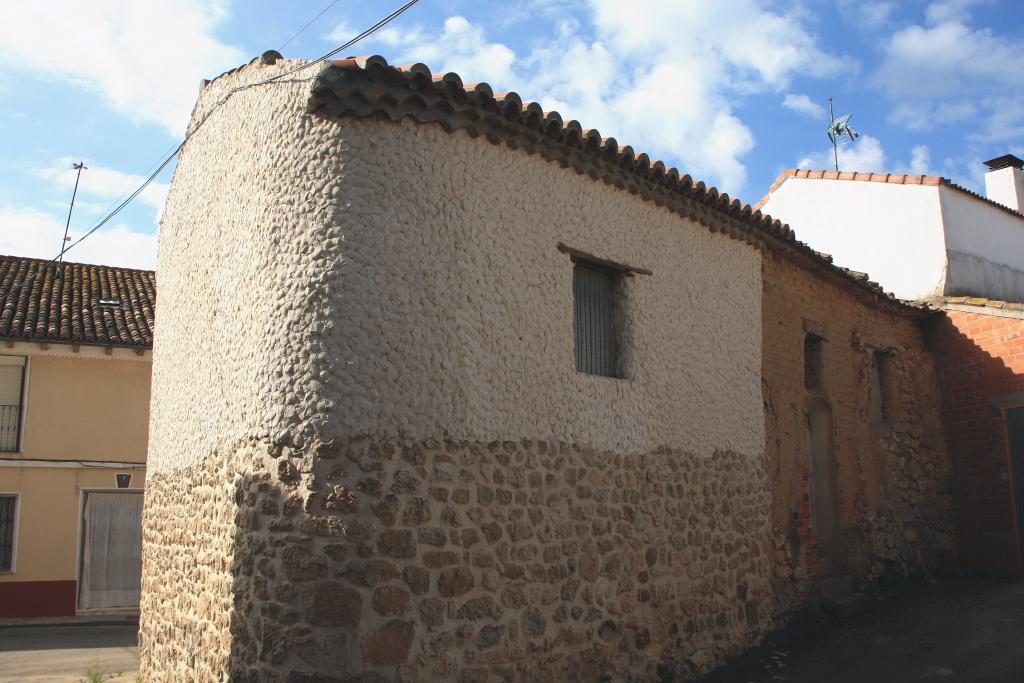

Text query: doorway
(1005, 406), (1024, 574)
(78, 491), (144, 611)
(808, 396), (844, 571)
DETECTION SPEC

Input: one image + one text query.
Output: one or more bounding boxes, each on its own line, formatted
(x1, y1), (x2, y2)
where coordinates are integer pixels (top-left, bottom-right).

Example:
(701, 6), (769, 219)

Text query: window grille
(573, 262), (619, 377)
(0, 357), (25, 453)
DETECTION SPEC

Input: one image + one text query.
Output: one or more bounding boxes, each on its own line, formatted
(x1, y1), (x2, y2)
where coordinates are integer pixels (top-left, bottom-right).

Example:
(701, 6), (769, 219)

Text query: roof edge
(307, 56), (917, 316)
(760, 168), (1024, 221)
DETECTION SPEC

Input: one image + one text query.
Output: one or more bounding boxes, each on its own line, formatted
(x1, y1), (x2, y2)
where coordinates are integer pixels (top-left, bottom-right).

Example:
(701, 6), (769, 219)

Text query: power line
(279, 0), (343, 52)
(0, 0), (421, 311)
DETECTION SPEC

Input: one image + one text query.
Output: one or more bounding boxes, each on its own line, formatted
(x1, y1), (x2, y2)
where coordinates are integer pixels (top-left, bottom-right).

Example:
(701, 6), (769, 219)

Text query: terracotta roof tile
(762, 168), (1024, 219)
(307, 55), (915, 313)
(0, 255), (155, 348)
(923, 295), (1024, 312)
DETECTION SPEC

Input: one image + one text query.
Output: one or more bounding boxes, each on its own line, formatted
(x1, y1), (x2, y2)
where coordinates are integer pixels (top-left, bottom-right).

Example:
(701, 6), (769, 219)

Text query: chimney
(983, 154), (1024, 212)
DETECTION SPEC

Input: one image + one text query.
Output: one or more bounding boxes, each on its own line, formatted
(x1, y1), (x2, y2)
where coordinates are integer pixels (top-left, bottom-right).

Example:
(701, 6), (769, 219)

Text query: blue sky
(2, 0), (1023, 269)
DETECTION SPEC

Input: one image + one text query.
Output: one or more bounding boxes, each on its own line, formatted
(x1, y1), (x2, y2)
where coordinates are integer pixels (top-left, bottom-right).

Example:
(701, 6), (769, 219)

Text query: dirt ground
(697, 577), (1024, 682)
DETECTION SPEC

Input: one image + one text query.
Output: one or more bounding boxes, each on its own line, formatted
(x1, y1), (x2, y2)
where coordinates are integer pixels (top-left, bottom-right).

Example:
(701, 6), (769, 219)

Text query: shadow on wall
(925, 312), (1024, 577)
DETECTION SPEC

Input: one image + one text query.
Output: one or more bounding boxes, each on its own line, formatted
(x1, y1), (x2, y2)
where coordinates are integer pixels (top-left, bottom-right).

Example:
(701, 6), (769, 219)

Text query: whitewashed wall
(939, 185), (1024, 301)
(760, 179), (947, 301)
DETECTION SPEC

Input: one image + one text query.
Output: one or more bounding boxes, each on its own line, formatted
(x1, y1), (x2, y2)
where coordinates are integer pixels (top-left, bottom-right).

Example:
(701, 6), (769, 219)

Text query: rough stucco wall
(141, 58), (769, 682)
(761, 251), (954, 610)
(148, 74), (764, 473)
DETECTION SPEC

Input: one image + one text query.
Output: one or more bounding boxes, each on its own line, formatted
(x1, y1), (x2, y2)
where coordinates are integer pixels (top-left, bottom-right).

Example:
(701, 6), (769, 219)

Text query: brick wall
(927, 307), (1024, 576)
(762, 251), (955, 610)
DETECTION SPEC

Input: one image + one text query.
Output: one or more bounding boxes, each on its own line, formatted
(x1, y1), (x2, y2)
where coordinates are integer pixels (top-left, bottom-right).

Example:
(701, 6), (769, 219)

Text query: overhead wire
(279, 0), (344, 52)
(0, 0), (421, 311)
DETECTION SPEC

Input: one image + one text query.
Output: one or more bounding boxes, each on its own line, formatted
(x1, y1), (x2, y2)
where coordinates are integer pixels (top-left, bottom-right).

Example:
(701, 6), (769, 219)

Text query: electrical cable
(279, 0), (344, 52)
(0, 0), (421, 311)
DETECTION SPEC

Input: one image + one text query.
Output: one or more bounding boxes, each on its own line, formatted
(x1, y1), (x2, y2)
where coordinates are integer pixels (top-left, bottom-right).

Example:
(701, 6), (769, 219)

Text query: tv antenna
(826, 97), (859, 172)
(60, 161), (87, 263)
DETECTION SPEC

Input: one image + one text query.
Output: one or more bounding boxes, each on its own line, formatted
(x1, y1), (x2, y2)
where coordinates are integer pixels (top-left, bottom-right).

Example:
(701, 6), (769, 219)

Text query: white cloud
(36, 157), (170, 216)
(366, 2), (852, 195)
(367, 16), (517, 88)
(874, 2), (1024, 142)
(0, 1), (245, 136)
(783, 94), (825, 119)
(904, 145), (937, 176)
(0, 208), (157, 270)
(797, 135), (887, 173)
(924, 0), (988, 25)
(837, 0), (896, 30)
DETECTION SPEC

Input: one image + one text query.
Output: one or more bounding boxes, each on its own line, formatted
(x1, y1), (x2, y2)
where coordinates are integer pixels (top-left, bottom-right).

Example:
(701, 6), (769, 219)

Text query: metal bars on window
(0, 496), (15, 571)
(573, 262), (619, 377)
(0, 359), (24, 453)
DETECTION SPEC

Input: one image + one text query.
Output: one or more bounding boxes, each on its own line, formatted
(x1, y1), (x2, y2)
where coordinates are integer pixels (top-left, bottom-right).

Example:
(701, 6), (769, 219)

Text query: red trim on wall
(0, 580), (76, 617)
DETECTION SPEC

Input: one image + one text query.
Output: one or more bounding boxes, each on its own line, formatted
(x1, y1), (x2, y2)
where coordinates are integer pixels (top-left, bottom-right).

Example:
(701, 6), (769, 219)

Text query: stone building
(139, 55), (953, 681)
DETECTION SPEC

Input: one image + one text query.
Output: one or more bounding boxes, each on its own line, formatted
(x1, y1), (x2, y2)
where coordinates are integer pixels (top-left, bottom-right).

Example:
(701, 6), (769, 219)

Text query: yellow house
(0, 254), (153, 617)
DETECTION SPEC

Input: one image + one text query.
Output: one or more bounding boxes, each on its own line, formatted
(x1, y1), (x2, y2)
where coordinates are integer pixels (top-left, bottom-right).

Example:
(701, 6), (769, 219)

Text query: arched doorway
(807, 395), (845, 571)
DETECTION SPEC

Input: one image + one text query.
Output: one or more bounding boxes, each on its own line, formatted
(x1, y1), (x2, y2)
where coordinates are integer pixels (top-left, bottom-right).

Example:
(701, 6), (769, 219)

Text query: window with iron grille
(0, 495), (16, 572)
(0, 356), (25, 453)
(573, 261), (620, 377)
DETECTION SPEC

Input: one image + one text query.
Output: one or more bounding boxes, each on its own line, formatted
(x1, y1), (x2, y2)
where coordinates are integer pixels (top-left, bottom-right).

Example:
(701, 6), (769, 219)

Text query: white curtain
(79, 493), (143, 610)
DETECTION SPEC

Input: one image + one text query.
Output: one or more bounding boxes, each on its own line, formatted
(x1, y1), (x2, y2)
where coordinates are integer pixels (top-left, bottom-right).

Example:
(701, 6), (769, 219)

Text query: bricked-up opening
(573, 261), (621, 377)
(804, 334), (824, 390)
(870, 351), (891, 424)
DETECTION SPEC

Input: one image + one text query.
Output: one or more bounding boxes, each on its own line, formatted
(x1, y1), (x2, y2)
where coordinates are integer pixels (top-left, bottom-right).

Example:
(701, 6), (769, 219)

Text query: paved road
(0, 623), (138, 682)
(699, 578), (1024, 682)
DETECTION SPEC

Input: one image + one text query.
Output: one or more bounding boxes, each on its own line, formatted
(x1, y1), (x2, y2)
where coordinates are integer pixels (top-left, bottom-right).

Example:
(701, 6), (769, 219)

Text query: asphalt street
(698, 578), (1024, 683)
(0, 623), (138, 682)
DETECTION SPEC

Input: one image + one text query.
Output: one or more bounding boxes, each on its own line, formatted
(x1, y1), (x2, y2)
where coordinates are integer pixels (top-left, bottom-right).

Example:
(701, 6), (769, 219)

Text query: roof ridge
(0, 253), (156, 275)
(764, 168), (1024, 220)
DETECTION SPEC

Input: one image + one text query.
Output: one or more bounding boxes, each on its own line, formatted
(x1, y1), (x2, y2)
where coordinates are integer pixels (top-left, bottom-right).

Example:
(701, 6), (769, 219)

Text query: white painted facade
(759, 174), (1024, 302)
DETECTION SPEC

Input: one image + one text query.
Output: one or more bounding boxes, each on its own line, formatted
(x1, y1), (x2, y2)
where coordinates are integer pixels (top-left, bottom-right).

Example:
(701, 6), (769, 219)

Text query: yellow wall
(21, 355), (151, 463)
(0, 466), (144, 582)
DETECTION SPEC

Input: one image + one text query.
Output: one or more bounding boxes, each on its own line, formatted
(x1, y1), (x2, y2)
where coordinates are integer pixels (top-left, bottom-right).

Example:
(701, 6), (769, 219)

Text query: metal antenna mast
(60, 161), (86, 263)
(829, 97), (838, 173)
(825, 98), (859, 173)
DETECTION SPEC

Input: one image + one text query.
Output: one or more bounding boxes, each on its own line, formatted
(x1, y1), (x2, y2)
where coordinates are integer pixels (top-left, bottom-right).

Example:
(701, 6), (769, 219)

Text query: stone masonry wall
(142, 436), (773, 682)
(762, 250), (955, 612)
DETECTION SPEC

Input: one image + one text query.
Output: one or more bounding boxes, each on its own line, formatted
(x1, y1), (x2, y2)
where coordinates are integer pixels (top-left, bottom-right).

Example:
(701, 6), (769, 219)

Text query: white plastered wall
(149, 59), (765, 474)
(760, 179), (948, 301)
(938, 185), (1024, 301)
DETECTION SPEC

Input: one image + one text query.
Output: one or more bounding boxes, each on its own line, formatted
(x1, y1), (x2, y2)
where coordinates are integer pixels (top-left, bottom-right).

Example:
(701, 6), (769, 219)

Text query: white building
(756, 155), (1024, 302)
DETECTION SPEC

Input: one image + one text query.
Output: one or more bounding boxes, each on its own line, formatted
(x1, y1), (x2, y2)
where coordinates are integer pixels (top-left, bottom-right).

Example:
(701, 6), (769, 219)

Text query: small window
(804, 334), (824, 390)
(0, 494), (17, 572)
(0, 356), (25, 453)
(574, 261), (620, 377)
(869, 351), (890, 424)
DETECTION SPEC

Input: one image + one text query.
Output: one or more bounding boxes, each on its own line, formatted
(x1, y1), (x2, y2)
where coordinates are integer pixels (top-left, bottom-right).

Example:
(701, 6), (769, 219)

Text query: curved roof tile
(0, 255), (155, 348)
